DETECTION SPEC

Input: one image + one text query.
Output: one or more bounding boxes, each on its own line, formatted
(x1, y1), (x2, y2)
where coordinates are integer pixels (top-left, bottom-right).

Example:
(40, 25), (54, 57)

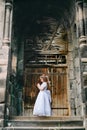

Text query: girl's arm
(37, 83), (45, 91)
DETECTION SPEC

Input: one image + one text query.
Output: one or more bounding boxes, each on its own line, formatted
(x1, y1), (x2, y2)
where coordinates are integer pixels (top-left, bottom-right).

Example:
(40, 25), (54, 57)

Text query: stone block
(68, 44), (73, 51)
(82, 63), (87, 72)
(0, 119), (4, 127)
(0, 72), (7, 80)
(75, 69), (81, 81)
(0, 59), (8, 65)
(0, 88), (5, 103)
(0, 79), (6, 88)
(0, 104), (5, 114)
(68, 61), (74, 70)
(83, 74), (87, 86)
(76, 105), (83, 116)
(75, 95), (82, 109)
(69, 90), (75, 99)
(81, 58), (87, 63)
(0, 77), (6, 89)
(70, 81), (73, 90)
(74, 58), (80, 67)
(72, 80), (78, 91)
(70, 98), (75, 108)
(68, 69), (74, 79)
(80, 45), (87, 58)
(68, 52), (73, 60)
(84, 87), (87, 101)
(0, 46), (9, 59)
(0, 0), (5, 47)
(0, 112), (4, 118)
(71, 108), (76, 116)
(0, 66), (7, 73)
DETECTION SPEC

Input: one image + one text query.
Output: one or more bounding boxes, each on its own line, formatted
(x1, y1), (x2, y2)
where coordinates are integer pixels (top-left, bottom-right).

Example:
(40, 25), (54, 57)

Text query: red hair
(40, 76), (48, 82)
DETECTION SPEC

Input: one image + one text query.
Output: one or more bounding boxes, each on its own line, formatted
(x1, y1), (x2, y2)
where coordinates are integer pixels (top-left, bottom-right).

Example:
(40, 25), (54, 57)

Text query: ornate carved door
(24, 67), (70, 116)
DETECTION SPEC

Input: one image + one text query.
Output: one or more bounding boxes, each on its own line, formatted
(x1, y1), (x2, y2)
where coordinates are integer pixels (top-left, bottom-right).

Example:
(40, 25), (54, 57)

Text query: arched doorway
(12, 0), (72, 117)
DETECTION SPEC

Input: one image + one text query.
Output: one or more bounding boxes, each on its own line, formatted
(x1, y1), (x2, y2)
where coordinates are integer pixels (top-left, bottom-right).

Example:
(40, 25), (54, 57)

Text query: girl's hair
(40, 76), (48, 82)
(40, 74), (51, 90)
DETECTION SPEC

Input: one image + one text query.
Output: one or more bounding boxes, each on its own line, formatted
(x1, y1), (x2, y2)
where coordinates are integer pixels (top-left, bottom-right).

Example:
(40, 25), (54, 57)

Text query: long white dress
(33, 82), (51, 116)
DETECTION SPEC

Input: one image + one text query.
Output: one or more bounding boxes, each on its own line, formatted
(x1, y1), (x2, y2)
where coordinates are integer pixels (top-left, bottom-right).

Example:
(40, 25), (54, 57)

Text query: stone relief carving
(25, 24), (68, 54)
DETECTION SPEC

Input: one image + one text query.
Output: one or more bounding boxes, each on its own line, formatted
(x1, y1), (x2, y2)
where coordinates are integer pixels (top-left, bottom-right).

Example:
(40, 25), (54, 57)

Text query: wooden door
(24, 67), (70, 116)
(49, 67), (69, 116)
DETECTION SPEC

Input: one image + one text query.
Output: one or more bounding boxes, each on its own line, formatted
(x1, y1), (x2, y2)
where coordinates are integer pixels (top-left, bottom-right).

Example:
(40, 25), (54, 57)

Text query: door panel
(50, 68), (69, 116)
(24, 67), (70, 116)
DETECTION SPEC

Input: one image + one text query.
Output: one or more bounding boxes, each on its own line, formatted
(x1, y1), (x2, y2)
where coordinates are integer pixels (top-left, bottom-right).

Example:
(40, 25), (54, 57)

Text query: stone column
(3, 1), (12, 44)
(76, 1), (85, 37)
(0, 0), (13, 126)
(0, 0), (6, 127)
(83, 3), (87, 35)
(76, 0), (87, 116)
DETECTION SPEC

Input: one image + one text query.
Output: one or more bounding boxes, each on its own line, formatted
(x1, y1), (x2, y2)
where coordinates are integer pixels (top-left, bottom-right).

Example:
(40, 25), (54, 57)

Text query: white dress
(33, 82), (51, 116)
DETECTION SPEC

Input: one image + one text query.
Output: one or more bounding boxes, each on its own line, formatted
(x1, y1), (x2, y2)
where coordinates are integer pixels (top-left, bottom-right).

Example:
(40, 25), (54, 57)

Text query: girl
(33, 75), (51, 116)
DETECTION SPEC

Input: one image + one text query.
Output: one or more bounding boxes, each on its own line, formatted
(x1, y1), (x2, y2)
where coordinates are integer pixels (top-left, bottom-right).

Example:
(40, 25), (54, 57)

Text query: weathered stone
(84, 73), (87, 80)
(0, 46), (9, 59)
(81, 58), (87, 63)
(0, 66), (7, 73)
(0, 88), (5, 103)
(0, 119), (4, 127)
(0, 60), (8, 65)
(74, 58), (80, 67)
(0, 72), (7, 80)
(0, 0), (5, 47)
(68, 69), (74, 79)
(68, 61), (74, 70)
(68, 52), (73, 61)
(0, 79), (6, 88)
(0, 104), (4, 113)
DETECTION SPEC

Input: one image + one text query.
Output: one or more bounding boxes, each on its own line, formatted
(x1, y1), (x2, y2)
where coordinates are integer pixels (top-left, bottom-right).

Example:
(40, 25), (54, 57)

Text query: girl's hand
(37, 83), (40, 87)
(37, 83), (44, 91)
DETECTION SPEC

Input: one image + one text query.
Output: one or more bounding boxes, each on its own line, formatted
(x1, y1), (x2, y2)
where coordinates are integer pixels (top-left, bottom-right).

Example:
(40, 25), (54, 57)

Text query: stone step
(3, 126), (85, 130)
(6, 119), (84, 127)
(11, 116), (84, 120)
(5, 116), (85, 129)
(3, 116), (85, 130)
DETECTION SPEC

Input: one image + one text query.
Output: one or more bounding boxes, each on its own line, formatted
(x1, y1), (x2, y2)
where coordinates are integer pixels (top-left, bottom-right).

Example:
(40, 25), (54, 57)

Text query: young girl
(33, 75), (51, 116)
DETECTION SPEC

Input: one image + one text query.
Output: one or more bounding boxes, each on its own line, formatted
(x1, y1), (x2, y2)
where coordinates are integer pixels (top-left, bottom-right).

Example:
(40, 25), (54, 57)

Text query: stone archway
(8, 0), (84, 117)
(11, 0), (71, 117)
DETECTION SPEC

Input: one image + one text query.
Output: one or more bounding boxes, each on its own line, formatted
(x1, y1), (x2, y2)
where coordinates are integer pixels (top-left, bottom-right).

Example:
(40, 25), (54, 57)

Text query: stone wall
(0, 1), (87, 127)
(67, 28), (76, 116)
(67, 26), (83, 116)
(66, 0), (84, 116)
(76, 0), (87, 117)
